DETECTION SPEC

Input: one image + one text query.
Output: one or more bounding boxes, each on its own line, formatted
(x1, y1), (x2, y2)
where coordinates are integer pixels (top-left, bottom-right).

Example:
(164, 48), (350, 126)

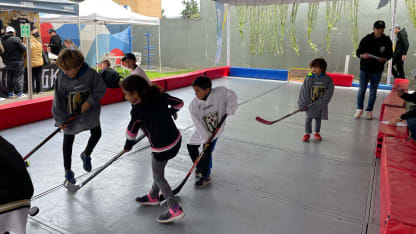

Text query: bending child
(121, 75), (185, 223)
(298, 58), (334, 142)
(188, 76), (238, 188)
(52, 49), (106, 184)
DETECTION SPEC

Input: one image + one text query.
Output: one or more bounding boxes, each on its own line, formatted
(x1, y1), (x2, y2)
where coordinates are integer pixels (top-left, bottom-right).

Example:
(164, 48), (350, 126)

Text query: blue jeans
(357, 70), (382, 111)
(407, 117), (416, 140)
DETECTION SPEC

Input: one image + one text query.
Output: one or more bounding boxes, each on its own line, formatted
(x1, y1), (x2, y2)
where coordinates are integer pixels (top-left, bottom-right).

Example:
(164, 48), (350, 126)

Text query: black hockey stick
(160, 114), (228, 202)
(24, 115), (77, 166)
(256, 103), (314, 125)
(64, 134), (146, 193)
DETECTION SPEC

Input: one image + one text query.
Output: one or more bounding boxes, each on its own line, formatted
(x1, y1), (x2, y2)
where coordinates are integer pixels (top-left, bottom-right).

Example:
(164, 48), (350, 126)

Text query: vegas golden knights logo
(68, 90), (90, 114)
(311, 86), (325, 103)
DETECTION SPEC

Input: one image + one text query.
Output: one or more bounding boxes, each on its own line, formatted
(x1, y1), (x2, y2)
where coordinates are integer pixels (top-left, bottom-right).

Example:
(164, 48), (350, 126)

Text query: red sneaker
(313, 133), (322, 141)
(302, 134), (310, 142)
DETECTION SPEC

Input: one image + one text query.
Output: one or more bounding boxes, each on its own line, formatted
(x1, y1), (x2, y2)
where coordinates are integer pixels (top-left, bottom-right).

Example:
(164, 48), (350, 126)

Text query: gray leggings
(305, 117), (321, 134)
(149, 157), (178, 209)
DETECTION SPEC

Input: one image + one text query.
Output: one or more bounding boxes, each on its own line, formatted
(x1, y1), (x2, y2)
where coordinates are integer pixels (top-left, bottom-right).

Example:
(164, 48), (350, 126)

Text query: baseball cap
(48, 28), (56, 33)
(5, 26), (15, 33)
(122, 53), (136, 61)
(394, 24), (400, 29)
(374, 20), (386, 29)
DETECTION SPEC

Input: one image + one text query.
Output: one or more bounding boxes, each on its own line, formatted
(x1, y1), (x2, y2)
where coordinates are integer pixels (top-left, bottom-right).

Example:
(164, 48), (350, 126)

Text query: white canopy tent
(40, 0), (161, 71)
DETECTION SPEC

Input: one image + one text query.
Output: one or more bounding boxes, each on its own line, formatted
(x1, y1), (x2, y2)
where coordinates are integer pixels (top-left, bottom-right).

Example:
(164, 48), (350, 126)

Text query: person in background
(99, 60), (121, 88)
(24, 27), (44, 94)
(64, 38), (77, 50)
(1, 26), (26, 98)
(392, 24), (409, 79)
(121, 53), (150, 83)
(48, 28), (63, 56)
(354, 20), (393, 120)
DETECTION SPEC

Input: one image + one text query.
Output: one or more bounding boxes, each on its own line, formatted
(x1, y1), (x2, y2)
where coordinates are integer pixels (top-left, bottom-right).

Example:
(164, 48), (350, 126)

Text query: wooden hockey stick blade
(255, 116), (273, 125)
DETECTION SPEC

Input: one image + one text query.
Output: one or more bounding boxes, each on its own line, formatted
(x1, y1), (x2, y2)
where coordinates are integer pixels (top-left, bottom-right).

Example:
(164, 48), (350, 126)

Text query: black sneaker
(157, 206), (184, 223)
(64, 169), (76, 184)
(195, 176), (211, 188)
(135, 193), (160, 206)
(80, 152), (92, 172)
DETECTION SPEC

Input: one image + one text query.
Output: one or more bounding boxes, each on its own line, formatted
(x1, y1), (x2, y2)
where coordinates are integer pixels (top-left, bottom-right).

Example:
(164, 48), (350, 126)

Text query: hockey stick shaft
(79, 134), (146, 188)
(256, 103), (314, 125)
(160, 114), (228, 201)
(23, 115), (77, 161)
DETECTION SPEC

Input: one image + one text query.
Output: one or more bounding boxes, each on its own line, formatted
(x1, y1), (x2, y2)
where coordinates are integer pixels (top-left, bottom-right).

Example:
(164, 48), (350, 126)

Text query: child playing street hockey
(188, 76), (238, 188)
(298, 58), (334, 142)
(121, 75), (185, 223)
(52, 49), (106, 184)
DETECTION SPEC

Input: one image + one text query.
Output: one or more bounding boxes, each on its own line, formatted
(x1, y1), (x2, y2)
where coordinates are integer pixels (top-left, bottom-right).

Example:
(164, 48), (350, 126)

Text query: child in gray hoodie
(298, 58), (334, 142)
(52, 49), (106, 184)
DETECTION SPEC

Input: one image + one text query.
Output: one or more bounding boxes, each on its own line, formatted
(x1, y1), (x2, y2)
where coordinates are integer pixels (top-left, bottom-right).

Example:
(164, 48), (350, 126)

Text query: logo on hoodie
(204, 111), (218, 133)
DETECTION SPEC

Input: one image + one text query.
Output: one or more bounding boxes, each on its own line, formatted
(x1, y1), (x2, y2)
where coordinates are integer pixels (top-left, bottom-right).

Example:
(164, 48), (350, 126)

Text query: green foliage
(347, 0), (359, 55)
(307, 2), (319, 52)
(290, 4), (300, 56)
(181, 0), (200, 20)
(405, 0), (416, 28)
(326, 0), (343, 53)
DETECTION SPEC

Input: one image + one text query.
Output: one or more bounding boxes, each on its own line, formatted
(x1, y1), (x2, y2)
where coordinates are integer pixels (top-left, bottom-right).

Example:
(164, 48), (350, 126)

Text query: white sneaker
(17, 93), (26, 99)
(354, 109), (363, 119)
(0, 97), (5, 102)
(365, 111), (373, 120)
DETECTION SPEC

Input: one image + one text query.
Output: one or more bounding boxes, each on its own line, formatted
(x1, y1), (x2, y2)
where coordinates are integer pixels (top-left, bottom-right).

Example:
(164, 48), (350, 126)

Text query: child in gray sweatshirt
(52, 49), (106, 184)
(298, 58), (334, 142)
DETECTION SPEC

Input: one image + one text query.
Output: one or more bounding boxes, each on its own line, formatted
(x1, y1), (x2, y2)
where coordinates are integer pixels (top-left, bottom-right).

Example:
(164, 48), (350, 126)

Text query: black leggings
(63, 126), (102, 170)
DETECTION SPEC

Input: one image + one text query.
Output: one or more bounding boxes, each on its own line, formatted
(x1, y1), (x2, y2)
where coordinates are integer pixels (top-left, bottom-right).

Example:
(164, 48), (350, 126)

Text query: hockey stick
(160, 114), (228, 202)
(24, 115), (77, 167)
(64, 134), (146, 193)
(255, 103), (314, 125)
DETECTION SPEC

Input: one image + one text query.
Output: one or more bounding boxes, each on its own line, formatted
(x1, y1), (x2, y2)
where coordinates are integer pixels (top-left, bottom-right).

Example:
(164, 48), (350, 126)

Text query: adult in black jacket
(391, 89), (416, 141)
(0, 135), (34, 233)
(1, 26), (26, 98)
(392, 25), (409, 79)
(99, 60), (121, 88)
(48, 28), (63, 56)
(354, 20), (393, 120)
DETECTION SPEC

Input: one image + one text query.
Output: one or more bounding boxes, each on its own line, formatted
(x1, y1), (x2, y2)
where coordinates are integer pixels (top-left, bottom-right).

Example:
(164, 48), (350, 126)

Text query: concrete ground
(0, 77), (386, 234)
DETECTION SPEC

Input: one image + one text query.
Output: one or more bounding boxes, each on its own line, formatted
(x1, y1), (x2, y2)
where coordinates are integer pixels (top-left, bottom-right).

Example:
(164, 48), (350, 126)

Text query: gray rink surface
(1, 77), (386, 234)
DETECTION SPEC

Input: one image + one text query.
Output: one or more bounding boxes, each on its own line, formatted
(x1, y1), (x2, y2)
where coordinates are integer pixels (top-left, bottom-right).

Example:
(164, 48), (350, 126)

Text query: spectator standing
(354, 20), (393, 120)
(1, 26), (26, 98)
(48, 28), (63, 56)
(24, 28), (44, 94)
(392, 25), (409, 79)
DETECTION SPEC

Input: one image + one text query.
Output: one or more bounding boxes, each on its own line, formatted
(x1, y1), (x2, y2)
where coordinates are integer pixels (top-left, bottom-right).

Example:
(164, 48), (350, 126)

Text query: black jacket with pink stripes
(124, 93), (184, 161)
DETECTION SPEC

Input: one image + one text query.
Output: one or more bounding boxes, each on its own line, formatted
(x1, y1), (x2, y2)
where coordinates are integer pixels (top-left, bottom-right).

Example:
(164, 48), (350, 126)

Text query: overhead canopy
(0, 0), (78, 15)
(215, 0), (342, 5)
(39, 0), (159, 25)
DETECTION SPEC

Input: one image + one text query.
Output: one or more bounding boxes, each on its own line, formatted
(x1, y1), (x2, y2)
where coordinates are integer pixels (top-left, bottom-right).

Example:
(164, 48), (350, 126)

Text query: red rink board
(380, 137), (416, 234)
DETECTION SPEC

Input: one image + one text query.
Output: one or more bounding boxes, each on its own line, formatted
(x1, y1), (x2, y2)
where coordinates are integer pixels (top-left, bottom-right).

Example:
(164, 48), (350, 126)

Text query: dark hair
(120, 75), (161, 106)
(192, 76), (211, 90)
(309, 58), (327, 73)
(101, 60), (111, 67)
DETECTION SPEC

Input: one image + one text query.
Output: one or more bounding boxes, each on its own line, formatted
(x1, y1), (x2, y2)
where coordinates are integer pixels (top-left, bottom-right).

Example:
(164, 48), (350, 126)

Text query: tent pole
(226, 3), (230, 67)
(95, 22), (98, 70)
(158, 24), (161, 73)
(387, 0), (398, 85)
(78, 16), (82, 51)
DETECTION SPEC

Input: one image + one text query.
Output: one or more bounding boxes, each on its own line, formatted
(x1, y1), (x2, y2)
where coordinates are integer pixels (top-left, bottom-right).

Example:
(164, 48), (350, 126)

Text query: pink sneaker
(135, 193), (160, 206)
(157, 206), (185, 223)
